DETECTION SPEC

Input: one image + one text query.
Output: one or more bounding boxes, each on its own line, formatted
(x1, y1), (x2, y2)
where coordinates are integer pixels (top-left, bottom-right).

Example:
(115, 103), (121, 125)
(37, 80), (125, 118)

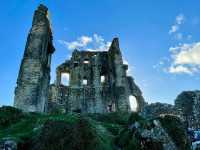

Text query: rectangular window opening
(61, 73), (70, 86)
(74, 62), (78, 67)
(101, 75), (105, 83)
(83, 60), (90, 64)
(83, 79), (88, 85)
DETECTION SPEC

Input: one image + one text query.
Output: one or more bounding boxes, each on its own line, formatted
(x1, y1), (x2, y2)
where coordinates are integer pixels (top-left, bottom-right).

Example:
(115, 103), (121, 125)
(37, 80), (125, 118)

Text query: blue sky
(1, 0), (200, 106)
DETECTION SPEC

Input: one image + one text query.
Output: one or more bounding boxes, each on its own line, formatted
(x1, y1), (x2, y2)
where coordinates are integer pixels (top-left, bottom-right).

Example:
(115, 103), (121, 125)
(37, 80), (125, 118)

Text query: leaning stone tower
(14, 4), (55, 112)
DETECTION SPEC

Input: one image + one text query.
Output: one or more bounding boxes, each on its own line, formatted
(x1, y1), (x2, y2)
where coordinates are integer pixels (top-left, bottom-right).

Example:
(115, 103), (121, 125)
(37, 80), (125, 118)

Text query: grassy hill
(0, 106), (190, 150)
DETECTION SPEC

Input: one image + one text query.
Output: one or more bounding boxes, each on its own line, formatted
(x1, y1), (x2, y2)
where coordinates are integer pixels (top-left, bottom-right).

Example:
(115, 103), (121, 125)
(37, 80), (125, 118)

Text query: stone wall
(14, 4), (55, 112)
(48, 38), (145, 113)
(141, 102), (177, 118)
(14, 4), (145, 114)
(175, 90), (200, 129)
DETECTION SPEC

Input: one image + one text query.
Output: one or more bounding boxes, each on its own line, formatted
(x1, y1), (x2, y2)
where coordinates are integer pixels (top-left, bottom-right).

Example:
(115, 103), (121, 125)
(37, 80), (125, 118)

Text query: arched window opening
(129, 95), (138, 112)
(61, 73), (69, 86)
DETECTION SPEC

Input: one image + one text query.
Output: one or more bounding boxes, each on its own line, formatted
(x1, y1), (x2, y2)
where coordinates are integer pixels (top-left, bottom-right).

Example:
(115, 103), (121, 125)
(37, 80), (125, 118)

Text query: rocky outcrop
(139, 120), (177, 150)
(116, 113), (190, 150)
(0, 138), (17, 150)
(175, 90), (200, 129)
(141, 102), (177, 118)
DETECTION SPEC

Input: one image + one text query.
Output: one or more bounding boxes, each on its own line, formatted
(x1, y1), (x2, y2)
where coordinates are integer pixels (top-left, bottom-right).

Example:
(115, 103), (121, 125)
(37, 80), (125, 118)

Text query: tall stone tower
(14, 4), (55, 112)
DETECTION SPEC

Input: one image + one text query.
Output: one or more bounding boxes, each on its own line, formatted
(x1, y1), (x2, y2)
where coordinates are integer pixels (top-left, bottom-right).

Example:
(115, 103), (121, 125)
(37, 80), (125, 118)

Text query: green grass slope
(0, 106), (190, 150)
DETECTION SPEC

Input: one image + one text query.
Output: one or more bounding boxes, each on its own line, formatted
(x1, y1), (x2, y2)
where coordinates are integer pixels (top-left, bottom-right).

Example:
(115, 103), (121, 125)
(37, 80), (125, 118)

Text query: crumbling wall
(141, 102), (177, 118)
(14, 5), (55, 112)
(48, 38), (145, 113)
(175, 90), (200, 129)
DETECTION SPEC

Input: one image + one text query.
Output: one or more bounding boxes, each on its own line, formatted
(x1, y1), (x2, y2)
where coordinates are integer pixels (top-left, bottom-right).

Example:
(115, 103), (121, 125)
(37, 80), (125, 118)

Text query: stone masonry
(48, 38), (145, 113)
(14, 4), (145, 113)
(175, 90), (200, 129)
(14, 5), (55, 112)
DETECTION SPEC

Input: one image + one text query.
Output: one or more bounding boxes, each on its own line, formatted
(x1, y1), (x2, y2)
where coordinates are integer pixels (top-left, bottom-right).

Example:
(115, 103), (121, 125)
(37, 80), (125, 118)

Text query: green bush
(0, 106), (24, 128)
(88, 112), (130, 125)
(102, 123), (122, 136)
(22, 117), (113, 150)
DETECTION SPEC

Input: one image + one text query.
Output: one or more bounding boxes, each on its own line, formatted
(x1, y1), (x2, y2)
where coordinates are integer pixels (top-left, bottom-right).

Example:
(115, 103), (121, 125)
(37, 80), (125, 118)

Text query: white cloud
(81, 36), (93, 45)
(58, 34), (111, 51)
(167, 42), (200, 74)
(58, 36), (92, 50)
(176, 14), (184, 25)
(169, 65), (195, 74)
(123, 59), (129, 65)
(174, 42), (200, 65)
(169, 25), (179, 34)
(122, 58), (134, 76)
(169, 14), (185, 34)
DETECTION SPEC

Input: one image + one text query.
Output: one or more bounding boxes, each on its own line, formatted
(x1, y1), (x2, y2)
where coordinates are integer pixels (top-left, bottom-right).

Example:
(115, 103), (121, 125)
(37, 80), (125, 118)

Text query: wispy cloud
(169, 14), (185, 41)
(58, 34), (111, 51)
(58, 36), (92, 50)
(169, 25), (179, 34)
(169, 14), (185, 34)
(168, 65), (196, 74)
(176, 14), (185, 25)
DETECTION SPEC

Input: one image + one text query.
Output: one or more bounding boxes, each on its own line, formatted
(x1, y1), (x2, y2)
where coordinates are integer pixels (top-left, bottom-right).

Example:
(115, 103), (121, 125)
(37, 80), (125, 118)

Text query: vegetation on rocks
(159, 115), (191, 150)
(0, 106), (190, 150)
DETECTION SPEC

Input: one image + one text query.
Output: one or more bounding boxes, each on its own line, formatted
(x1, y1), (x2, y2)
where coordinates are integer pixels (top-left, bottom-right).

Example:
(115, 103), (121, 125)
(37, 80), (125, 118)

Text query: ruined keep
(48, 38), (145, 113)
(14, 4), (145, 113)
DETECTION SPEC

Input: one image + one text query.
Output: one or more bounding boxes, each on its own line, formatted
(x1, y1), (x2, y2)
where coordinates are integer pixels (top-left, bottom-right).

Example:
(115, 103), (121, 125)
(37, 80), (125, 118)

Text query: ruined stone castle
(14, 4), (145, 113)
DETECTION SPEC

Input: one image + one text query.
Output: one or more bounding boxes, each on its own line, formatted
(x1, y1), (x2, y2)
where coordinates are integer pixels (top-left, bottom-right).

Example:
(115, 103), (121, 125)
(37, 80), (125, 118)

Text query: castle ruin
(14, 5), (55, 112)
(14, 4), (145, 113)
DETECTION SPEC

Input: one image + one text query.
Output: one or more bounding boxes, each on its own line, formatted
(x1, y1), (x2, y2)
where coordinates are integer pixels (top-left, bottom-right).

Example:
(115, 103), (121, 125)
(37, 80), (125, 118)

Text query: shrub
(88, 112), (130, 125)
(24, 117), (113, 150)
(0, 106), (24, 128)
